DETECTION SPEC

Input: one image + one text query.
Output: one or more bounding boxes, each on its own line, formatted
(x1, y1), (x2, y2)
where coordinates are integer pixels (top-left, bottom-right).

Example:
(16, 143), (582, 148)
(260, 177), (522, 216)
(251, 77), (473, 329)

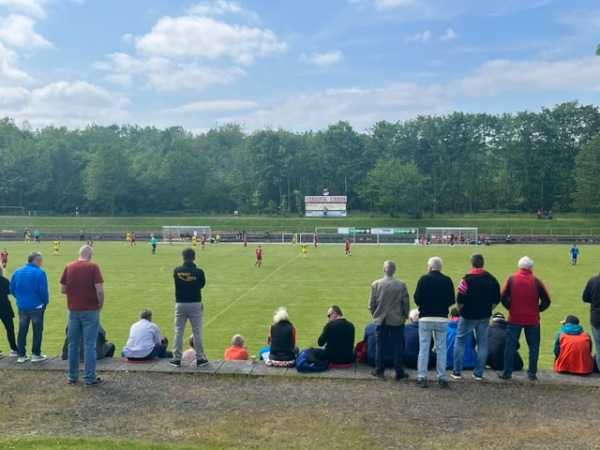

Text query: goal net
(424, 227), (478, 244)
(162, 226), (212, 243)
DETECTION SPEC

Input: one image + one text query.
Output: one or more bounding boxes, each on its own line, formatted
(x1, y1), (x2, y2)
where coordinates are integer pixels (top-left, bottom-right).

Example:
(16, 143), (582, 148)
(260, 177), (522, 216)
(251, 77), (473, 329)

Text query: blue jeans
(453, 317), (489, 377)
(68, 310), (100, 383)
(173, 302), (205, 360)
(591, 326), (600, 371)
(503, 323), (540, 377)
(17, 306), (45, 357)
(418, 321), (447, 381)
(375, 324), (405, 376)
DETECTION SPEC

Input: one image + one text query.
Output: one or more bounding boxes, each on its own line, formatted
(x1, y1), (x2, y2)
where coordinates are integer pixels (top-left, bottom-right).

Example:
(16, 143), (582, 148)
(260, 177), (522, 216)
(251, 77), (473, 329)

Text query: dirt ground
(1, 369), (598, 449)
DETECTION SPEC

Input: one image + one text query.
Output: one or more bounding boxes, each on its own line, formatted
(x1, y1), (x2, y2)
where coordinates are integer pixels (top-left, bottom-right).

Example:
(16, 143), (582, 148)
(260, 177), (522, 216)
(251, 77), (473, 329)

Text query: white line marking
(204, 254), (301, 328)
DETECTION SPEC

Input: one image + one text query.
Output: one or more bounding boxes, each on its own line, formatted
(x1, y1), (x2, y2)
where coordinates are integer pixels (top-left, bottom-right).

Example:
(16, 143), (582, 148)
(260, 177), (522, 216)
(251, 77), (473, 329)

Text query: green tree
(574, 135), (600, 213)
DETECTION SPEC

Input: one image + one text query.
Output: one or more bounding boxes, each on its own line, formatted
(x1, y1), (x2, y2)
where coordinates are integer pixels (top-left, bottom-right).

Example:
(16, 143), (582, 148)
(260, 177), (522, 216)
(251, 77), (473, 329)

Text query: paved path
(1, 354), (598, 386)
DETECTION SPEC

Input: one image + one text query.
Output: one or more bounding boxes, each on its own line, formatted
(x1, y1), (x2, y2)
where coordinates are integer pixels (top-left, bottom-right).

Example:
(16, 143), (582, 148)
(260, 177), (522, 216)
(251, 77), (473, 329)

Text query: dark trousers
(0, 310), (17, 351)
(17, 306), (45, 357)
(375, 324), (405, 376)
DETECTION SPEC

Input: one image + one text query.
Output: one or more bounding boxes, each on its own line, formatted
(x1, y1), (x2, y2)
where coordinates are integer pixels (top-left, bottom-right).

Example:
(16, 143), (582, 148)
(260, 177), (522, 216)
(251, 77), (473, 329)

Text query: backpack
(354, 340), (367, 364)
(295, 348), (329, 373)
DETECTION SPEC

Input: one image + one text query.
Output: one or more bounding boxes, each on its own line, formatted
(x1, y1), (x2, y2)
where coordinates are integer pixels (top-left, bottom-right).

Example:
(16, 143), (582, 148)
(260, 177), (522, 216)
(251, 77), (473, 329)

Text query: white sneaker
(17, 355), (29, 363)
(9, 350), (18, 357)
(31, 354), (48, 363)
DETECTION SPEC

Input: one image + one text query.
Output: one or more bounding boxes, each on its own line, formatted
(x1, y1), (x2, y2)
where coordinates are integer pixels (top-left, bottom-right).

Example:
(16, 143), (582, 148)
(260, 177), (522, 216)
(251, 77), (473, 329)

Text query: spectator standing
(368, 260), (410, 381)
(317, 305), (355, 364)
(0, 266), (17, 357)
(60, 245), (105, 385)
(582, 271), (600, 371)
(451, 253), (500, 381)
(413, 256), (455, 388)
(499, 256), (551, 381)
(170, 248), (208, 368)
(10, 251), (49, 363)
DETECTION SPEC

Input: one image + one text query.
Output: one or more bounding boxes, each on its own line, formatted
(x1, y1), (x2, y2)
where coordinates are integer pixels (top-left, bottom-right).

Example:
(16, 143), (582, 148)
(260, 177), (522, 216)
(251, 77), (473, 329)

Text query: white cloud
(0, 14), (50, 49)
(408, 30), (431, 43)
(188, 0), (244, 17)
(0, 42), (32, 82)
(440, 28), (457, 41)
(374, 0), (414, 10)
(167, 99), (257, 114)
(135, 16), (286, 65)
(0, 0), (46, 18)
(299, 50), (343, 66)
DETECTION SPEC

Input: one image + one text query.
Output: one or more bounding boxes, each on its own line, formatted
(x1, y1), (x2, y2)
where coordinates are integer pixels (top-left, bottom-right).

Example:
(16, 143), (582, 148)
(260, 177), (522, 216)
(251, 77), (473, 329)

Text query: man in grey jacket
(369, 260), (410, 380)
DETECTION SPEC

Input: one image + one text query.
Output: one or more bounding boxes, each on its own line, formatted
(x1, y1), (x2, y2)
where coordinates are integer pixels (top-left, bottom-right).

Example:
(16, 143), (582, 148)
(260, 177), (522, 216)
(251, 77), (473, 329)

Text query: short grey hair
(518, 256), (534, 270)
(27, 251), (43, 263)
(428, 256), (442, 271)
(273, 306), (289, 323)
(383, 260), (396, 275)
(140, 308), (153, 320)
(231, 334), (245, 347)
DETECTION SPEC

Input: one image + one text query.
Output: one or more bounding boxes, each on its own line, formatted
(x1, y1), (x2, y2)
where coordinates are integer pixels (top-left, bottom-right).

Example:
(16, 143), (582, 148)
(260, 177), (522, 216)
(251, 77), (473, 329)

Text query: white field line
(204, 253), (302, 328)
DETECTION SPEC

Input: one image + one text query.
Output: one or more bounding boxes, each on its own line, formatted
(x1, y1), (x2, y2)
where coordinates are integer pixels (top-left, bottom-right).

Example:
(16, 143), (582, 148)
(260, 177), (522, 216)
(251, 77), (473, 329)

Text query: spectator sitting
(61, 323), (116, 360)
(268, 307), (298, 362)
(224, 334), (249, 360)
(364, 322), (394, 368)
(446, 308), (477, 369)
(317, 305), (355, 364)
(553, 315), (594, 375)
(486, 312), (523, 371)
(182, 334), (196, 360)
(258, 336), (271, 361)
(123, 308), (172, 361)
(404, 309), (436, 370)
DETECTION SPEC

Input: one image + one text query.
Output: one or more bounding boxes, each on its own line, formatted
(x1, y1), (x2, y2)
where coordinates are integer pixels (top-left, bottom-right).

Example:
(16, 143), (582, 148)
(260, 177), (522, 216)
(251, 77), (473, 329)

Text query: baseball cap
(492, 312), (505, 322)
(561, 315), (579, 325)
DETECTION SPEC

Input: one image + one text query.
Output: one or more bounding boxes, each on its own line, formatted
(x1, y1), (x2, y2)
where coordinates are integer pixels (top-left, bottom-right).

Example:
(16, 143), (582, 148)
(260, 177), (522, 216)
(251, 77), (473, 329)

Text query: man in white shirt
(123, 309), (172, 360)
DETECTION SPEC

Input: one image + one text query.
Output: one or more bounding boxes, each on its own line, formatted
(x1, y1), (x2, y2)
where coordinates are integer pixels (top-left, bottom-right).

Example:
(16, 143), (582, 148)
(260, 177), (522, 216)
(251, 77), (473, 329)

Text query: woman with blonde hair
(268, 307), (297, 362)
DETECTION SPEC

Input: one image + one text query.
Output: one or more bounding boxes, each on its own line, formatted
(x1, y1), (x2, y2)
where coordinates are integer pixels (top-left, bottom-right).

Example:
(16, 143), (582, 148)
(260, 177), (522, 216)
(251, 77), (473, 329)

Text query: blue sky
(0, 0), (598, 133)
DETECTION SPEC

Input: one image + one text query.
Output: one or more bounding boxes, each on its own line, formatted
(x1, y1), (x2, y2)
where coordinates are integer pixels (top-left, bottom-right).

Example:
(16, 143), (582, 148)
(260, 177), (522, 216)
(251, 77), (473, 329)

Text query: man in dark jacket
(318, 305), (355, 364)
(582, 272), (600, 372)
(452, 253), (500, 381)
(414, 256), (455, 388)
(486, 312), (523, 371)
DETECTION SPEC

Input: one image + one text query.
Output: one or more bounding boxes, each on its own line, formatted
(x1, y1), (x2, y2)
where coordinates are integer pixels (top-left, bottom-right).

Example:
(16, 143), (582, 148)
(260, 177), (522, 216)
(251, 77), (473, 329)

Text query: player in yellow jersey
(301, 242), (307, 258)
(126, 231), (131, 245)
(192, 235), (197, 247)
(53, 240), (60, 255)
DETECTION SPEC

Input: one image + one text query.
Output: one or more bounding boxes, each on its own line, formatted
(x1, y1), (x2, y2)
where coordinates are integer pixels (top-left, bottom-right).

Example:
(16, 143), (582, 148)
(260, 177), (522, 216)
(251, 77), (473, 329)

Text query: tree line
(1, 100), (600, 216)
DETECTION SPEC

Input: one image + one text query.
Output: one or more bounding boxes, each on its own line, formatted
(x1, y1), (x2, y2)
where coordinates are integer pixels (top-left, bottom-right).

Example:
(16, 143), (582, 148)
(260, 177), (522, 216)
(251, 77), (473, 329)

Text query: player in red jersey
(255, 245), (263, 268)
(344, 239), (351, 256)
(0, 248), (8, 269)
(313, 233), (318, 248)
(200, 233), (207, 250)
(243, 232), (248, 247)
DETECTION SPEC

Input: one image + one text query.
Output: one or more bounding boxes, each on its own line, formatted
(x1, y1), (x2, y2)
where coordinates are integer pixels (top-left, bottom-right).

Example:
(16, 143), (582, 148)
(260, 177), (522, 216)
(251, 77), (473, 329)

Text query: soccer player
(570, 244), (579, 265)
(150, 236), (157, 254)
(86, 238), (94, 247)
(200, 234), (206, 249)
(242, 232), (247, 247)
(291, 233), (297, 246)
(255, 245), (263, 268)
(313, 233), (318, 248)
(130, 232), (136, 246)
(301, 242), (307, 258)
(126, 232), (131, 245)
(344, 239), (351, 256)
(0, 248), (8, 269)
(167, 230), (173, 245)
(191, 235), (197, 247)
(53, 240), (60, 256)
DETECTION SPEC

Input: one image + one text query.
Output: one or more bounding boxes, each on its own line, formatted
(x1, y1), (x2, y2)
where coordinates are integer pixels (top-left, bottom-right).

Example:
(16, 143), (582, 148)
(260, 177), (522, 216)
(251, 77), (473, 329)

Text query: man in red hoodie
(499, 256), (551, 381)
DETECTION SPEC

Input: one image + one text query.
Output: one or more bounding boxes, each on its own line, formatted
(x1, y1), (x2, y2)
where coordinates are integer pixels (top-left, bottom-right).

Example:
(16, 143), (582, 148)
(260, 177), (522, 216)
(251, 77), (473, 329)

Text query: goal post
(162, 226), (211, 243)
(424, 227), (478, 244)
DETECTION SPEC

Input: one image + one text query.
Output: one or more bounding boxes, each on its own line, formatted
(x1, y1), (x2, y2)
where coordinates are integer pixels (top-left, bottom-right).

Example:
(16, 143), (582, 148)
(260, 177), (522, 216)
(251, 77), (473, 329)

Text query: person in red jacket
(499, 256), (551, 381)
(553, 315), (593, 375)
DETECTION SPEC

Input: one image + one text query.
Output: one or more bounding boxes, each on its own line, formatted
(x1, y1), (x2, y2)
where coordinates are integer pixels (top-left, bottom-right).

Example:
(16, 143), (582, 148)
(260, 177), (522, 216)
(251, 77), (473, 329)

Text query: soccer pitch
(2, 239), (597, 369)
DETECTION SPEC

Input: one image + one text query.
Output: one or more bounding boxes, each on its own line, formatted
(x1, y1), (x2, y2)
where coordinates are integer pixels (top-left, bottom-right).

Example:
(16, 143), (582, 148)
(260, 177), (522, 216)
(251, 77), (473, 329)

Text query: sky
(0, 0), (599, 134)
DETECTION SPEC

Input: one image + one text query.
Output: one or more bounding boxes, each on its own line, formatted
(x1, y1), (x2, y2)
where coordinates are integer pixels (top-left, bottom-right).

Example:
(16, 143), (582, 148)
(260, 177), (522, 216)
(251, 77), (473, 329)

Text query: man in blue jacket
(10, 251), (49, 363)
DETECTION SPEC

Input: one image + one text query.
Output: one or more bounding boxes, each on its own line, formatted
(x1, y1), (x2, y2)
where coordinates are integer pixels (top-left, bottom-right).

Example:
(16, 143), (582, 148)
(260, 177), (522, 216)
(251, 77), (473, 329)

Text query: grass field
(1, 239), (597, 369)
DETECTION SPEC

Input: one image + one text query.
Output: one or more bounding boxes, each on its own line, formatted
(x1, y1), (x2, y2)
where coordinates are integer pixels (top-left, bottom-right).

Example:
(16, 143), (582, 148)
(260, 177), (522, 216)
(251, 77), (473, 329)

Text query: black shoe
(196, 358), (209, 367)
(528, 373), (537, 381)
(450, 372), (463, 380)
(169, 359), (181, 367)
(85, 377), (106, 386)
(67, 378), (78, 384)
(498, 373), (511, 380)
(371, 370), (384, 379)
(416, 379), (428, 388)
(395, 372), (409, 381)
(438, 380), (450, 389)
